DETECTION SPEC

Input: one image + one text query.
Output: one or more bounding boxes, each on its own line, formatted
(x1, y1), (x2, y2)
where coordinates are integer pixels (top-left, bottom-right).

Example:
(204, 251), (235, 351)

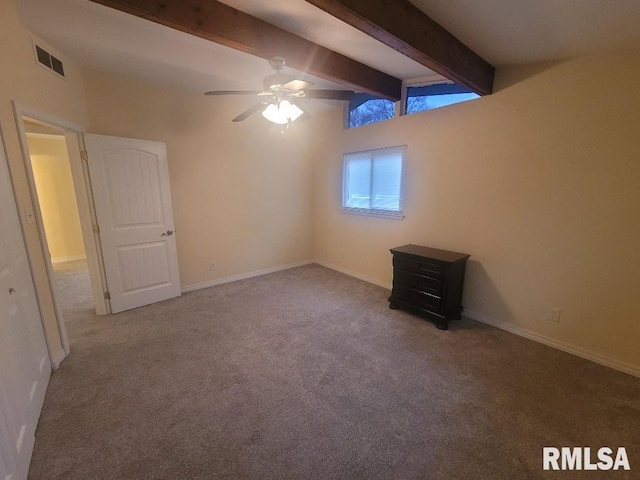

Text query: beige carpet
(52, 259), (93, 315)
(30, 264), (639, 479)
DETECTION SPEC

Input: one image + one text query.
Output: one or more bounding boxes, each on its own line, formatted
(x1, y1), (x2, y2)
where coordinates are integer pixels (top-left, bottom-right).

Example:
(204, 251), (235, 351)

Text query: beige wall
(4, 0), (639, 375)
(312, 53), (640, 373)
(82, 69), (315, 288)
(27, 134), (85, 262)
(0, 0), (89, 361)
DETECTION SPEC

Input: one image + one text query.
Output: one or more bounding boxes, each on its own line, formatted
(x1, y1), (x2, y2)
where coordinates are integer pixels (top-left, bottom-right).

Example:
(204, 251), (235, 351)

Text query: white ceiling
(16, 0), (640, 94)
(411, 0), (640, 65)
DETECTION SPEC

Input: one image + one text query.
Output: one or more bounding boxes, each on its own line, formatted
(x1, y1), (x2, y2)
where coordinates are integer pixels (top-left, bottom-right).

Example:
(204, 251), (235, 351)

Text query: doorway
(13, 104), (181, 364)
(24, 120), (95, 329)
(13, 105), (110, 363)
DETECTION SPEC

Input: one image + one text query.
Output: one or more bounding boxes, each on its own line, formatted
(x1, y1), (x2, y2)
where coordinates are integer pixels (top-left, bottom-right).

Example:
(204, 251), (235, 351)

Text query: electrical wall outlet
(548, 308), (562, 323)
(209, 262), (217, 271)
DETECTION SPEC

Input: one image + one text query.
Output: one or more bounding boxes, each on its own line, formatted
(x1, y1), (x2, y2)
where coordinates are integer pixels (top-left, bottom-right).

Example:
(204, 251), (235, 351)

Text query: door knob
(161, 229), (174, 237)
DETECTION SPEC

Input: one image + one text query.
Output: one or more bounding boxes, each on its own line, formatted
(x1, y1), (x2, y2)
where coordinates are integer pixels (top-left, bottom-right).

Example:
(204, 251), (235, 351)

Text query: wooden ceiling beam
(89, 0), (402, 100)
(305, 0), (495, 95)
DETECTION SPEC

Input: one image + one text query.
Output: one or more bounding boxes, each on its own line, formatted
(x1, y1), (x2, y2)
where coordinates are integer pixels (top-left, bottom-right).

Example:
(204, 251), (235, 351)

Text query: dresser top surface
(390, 244), (470, 263)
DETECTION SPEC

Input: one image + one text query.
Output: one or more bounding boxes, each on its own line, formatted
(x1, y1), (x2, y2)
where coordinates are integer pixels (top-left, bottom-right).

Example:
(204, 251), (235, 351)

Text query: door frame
(12, 102), (110, 366)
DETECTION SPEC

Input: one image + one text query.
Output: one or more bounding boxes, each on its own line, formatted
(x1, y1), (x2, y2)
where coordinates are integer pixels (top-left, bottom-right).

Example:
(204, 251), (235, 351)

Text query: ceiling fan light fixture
(261, 100), (303, 125)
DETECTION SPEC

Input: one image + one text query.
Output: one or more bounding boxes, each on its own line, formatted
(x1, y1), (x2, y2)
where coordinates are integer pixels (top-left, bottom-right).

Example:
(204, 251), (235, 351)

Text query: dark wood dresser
(389, 244), (470, 330)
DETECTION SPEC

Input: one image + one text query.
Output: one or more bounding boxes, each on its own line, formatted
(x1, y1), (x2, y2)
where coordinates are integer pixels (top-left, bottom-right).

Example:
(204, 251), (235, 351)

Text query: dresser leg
(436, 320), (449, 330)
(389, 303), (399, 310)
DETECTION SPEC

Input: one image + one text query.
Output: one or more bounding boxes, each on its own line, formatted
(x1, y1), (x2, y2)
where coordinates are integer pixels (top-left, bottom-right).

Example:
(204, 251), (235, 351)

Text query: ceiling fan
(205, 56), (354, 125)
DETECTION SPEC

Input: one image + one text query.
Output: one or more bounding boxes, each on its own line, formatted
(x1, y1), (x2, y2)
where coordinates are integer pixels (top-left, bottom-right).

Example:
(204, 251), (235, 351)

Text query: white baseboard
(181, 260), (314, 293)
(51, 255), (86, 264)
(182, 259), (639, 377)
(465, 310), (640, 378)
(313, 259), (639, 378)
(313, 259), (392, 290)
(51, 349), (68, 370)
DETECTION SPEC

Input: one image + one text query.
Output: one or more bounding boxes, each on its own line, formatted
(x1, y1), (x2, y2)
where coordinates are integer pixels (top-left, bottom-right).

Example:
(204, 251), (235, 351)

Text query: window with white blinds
(342, 145), (405, 219)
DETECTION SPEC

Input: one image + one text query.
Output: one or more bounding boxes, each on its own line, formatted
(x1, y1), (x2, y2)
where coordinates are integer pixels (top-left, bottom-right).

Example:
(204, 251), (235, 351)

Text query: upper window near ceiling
(405, 82), (479, 115)
(346, 83), (479, 128)
(347, 94), (395, 129)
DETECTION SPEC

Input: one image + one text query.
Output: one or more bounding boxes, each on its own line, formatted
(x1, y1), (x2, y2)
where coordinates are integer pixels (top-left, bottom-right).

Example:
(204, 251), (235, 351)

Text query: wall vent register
(389, 244), (469, 330)
(34, 44), (65, 77)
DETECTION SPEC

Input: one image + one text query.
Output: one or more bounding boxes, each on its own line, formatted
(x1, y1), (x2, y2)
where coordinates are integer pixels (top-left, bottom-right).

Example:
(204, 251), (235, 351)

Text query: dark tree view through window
(348, 95), (394, 129)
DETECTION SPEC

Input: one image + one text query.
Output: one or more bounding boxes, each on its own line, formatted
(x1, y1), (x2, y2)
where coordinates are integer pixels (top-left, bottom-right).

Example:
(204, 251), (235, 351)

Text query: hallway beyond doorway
(52, 260), (93, 342)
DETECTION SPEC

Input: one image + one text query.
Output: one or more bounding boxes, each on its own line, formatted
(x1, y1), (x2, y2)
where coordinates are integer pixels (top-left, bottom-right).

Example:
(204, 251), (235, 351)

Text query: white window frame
(341, 145), (406, 220)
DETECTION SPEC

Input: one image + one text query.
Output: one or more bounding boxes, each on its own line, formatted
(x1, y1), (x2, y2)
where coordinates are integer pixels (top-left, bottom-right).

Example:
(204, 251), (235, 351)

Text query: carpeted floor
(30, 264), (639, 479)
(53, 259), (94, 316)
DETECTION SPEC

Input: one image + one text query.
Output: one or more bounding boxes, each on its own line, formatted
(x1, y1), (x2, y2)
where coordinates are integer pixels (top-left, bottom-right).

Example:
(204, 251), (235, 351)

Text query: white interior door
(84, 134), (181, 313)
(0, 131), (51, 480)
(1, 404), (19, 480)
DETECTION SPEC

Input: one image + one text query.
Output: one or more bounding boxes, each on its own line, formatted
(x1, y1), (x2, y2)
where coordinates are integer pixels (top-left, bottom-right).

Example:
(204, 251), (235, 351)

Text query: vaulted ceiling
(16, 0), (640, 97)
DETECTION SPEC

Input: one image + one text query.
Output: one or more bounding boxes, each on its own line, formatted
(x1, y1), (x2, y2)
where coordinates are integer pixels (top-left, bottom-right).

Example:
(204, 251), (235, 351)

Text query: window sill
(340, 208), (404, 220)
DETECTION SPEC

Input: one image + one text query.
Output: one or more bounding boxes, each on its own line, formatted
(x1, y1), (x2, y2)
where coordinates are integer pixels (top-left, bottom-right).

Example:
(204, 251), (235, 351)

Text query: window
(347, 94), (395, 129)
(342, 146), (405, 219)
(346, 82), (479, 128)
(405, 83), (479, 115)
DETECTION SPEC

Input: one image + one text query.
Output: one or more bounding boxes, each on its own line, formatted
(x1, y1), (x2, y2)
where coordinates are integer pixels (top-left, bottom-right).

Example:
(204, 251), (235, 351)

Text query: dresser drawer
(392, 285), (441, 312)
(393, 269), (443, 296)
(393, 255), (444, 278)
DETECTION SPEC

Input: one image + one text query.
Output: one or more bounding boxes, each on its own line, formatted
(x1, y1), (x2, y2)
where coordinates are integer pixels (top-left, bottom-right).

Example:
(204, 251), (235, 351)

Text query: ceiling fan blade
(205, 90), (262, 96)
(281, 79), (314, 91)
(232, 102), (266, 122)
(304, 90), (355, 101)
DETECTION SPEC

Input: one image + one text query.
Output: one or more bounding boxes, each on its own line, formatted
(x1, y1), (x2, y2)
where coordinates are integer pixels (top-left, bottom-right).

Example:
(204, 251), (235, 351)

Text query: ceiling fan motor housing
(205, 55), (353, 123)
(264, 73), (295, 91)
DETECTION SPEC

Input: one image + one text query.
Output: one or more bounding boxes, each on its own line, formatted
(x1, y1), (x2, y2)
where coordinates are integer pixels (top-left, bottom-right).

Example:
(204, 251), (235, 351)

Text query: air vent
(34, 44), (65, 78)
